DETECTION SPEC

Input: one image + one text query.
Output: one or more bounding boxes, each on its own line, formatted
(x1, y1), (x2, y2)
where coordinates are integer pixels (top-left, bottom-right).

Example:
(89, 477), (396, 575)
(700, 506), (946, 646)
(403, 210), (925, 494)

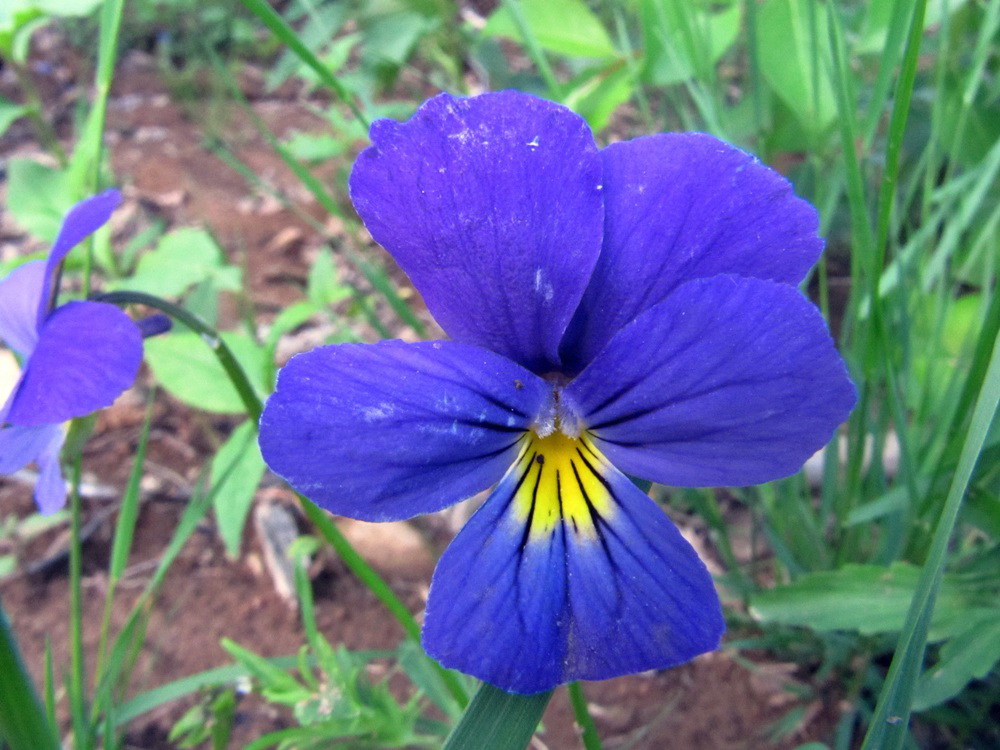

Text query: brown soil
(0, 47), (842, 749)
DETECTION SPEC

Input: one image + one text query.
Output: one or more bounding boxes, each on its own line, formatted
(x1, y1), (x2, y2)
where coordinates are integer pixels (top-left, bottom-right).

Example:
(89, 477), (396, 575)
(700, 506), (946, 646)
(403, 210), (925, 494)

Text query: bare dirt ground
(0, 49), (840, 749)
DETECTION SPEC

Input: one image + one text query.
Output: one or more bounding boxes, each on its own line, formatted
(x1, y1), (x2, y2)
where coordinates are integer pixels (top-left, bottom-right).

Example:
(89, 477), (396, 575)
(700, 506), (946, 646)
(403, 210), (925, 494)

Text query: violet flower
(0, 191), (142, 514)
(259, 92), (856, 694)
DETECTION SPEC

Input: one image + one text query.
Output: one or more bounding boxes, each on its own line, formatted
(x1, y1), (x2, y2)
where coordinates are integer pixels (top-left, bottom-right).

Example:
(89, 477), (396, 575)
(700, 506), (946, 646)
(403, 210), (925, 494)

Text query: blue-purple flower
(0, 191), (143, 514)
(258, 92), (856, 694)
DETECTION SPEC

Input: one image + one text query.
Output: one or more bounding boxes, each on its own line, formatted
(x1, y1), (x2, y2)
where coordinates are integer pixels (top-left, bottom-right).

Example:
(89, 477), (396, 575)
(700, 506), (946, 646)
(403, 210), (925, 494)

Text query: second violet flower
(258, 91), (856, 694)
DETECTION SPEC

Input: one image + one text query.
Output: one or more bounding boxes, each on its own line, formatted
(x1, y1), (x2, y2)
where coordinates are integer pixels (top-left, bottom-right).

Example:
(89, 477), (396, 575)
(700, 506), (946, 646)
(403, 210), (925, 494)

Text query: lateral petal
(349, 92), (603, 373)
(422, 433), (723, 694)
(258, 340), (549, 521)
(566, 276), (856, 488)
(5, 301), (142, 427)
(562, 134), (823, 370)
(0, 261), (45, 357)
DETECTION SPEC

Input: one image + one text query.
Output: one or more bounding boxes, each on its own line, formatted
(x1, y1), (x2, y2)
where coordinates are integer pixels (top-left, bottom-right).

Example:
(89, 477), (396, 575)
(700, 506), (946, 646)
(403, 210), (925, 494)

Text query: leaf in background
(913, 615), (1000, 710)
(640, 0), (741, 85)
(756, 0), (836, 134)
(857, 0), (971, 55)
(5, 159), (73, 242)
(0, 97), (26, 139)
(307, 247), (352, 307)
(561, 63), (633, 133)
(211, 421), (266, 558)
(117, 228), (242, 297)
(482, 0), (618, 59)
(144, 331), (267, 414)
(749, 563), (970, 638)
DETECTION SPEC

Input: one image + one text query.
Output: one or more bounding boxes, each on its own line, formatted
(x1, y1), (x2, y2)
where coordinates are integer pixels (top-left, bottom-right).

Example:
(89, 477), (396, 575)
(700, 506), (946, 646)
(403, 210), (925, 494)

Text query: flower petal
(38, 190), (121, 327)
(562, 134), (823, 370)
(422, 434), (723, 694)
(0, 260), (45, 357)
(349, 92), (604, 373)
(33, 427), (67, 515)
(5, 301), (142, 427)
(258, 340), (550, 521)
(0, 423), (55, 474)
(566, 276), (856, 488)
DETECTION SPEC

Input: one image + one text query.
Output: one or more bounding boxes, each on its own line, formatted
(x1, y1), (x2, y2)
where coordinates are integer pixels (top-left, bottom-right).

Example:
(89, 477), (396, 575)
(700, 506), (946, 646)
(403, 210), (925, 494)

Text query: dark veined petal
(38, 190), (121, 327)
(565, 276), (856, 488)
(5, 301), (142, 428)
(562, 134), (823, 370)
(0, 261), (45, 357)
(422, 432), (723, 694)
(349, 91), (604, 373)
(258, 340), (550, 521)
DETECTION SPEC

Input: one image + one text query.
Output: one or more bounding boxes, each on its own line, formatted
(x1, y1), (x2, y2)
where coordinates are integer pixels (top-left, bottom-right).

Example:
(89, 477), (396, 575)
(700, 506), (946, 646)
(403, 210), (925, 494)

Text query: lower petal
(422, 433), (723, 694)
(34, 428), (67, 514)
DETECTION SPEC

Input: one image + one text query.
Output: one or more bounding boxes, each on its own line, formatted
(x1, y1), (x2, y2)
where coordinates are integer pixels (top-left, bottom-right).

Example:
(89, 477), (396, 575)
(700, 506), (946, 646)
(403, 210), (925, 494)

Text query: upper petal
(561, 134), (823, 370)
(349, 91), (604, 373)
(5, 301), (142, 427)
(422, 433), (723, 694)
(565, 276), (856, 488)
(0, 261), (45, 357)
(38, 190), (121, 327)
(258, 340), (550, 521)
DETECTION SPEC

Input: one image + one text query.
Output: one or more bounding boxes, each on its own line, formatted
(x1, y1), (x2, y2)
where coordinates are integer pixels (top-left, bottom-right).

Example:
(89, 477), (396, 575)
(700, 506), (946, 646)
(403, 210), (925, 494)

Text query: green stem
(68, 456), (89, 748)
(568, 682), (602, 750)
(8, 60), (67, 166)
(0, 600), (59, 750)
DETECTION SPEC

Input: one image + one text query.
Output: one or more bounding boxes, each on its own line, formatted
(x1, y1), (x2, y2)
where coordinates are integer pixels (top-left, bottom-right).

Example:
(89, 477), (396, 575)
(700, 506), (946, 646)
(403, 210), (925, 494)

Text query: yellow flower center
(509, 430), (615, 542)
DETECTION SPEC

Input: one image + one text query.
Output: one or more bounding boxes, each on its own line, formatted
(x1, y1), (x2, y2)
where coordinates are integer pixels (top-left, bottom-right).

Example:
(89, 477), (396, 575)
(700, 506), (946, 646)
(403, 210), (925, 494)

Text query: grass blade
(861, 315), (1000, 748)
(443, 683), (552, 750)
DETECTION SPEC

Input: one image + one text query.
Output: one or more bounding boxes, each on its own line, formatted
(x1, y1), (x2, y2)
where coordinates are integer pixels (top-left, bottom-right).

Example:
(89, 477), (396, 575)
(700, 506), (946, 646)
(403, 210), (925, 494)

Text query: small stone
(334, 519), (434, 580)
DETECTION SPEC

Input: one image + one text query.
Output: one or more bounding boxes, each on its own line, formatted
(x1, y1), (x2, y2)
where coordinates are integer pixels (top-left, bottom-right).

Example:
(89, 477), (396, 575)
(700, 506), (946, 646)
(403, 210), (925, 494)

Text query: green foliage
(143, 331), (269, 414)
(210, 420), (267, 558)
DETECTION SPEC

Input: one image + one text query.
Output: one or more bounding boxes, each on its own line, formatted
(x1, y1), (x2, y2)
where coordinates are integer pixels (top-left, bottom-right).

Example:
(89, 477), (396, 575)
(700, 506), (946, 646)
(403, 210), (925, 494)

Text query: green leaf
(443, 682), (551, 750)
(749, 563), (969, 638)
(5, 159), (73, 242)
(117, 228), (241, 297)
(482, 0), (618, 59)
(857, 0), (970, 54)
(0, 97), (26, 138)
(211, 421), (266, 558)
(307, 247), (351, 307)
(0, 602), (59, 750)
(562, 63), (634, 132)
(913, 615), (1000, 710)
(756, 0), (836, 133)
(640, 0), (741, 85)
(144, 332), (267, 414)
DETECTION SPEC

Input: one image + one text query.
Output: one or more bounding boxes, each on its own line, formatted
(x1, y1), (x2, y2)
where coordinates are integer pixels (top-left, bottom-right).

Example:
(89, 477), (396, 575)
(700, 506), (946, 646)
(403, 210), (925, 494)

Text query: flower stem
(68, 455), (89, 748)
(568, 682), (602, 750)
(443, 682), (552, 750)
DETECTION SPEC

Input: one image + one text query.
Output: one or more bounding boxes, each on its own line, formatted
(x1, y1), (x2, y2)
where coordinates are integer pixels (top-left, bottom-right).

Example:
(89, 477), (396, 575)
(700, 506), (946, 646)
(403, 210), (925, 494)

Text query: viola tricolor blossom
(0, 191), (143, 514)
(259, 91), (856, 694)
